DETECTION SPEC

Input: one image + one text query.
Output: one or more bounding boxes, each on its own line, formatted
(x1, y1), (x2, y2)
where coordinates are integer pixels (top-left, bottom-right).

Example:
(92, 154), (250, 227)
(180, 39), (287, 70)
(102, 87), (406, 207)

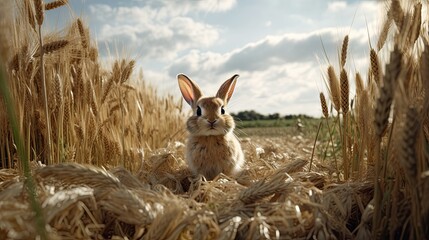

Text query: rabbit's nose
(208, 120), (217, 125)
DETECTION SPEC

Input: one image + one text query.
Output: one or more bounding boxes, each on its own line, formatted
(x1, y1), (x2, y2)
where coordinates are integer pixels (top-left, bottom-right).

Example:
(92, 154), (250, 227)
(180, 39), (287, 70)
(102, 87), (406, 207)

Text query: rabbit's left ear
(178, 74), (203, 107)
(216, 74), (239, 105)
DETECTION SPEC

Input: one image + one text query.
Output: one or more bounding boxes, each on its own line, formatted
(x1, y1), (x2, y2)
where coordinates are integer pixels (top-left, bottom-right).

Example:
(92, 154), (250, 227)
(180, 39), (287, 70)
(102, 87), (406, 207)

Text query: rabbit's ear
(216, 74), (239, 105)
(178, 74), (203, 106)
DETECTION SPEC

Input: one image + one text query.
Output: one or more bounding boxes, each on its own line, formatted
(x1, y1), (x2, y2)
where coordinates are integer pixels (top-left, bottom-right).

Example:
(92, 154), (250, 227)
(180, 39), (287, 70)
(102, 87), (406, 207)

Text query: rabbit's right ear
(178, 74), (203, 106)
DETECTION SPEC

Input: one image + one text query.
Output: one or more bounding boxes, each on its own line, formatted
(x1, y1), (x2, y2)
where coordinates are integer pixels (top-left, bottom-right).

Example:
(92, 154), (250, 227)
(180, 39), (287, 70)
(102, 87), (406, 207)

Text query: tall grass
(321, 0), (429, 238)
(1, 0), (186, 172)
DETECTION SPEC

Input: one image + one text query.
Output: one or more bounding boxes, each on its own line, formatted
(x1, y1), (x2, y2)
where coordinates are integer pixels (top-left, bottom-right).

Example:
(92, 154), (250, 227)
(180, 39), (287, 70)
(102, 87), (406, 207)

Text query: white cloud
(168, 27), (369, 76)
(89, 3), (223, 60)
(167, 25), (377, 116)
(83, 0), (383, 116)
(328, 1), (347, 12)
(159, 0), (237, 14)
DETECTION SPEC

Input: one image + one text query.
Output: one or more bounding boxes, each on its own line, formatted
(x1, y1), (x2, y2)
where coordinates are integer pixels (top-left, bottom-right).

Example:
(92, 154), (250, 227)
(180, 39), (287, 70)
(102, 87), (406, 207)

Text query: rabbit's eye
(196, 106), (202, 116)
(221, 106), (225, 115)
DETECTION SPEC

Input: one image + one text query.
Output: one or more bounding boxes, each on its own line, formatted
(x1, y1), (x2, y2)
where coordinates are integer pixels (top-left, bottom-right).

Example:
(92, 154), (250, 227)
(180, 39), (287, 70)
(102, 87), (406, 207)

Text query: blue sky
(46, 0), (384, 116)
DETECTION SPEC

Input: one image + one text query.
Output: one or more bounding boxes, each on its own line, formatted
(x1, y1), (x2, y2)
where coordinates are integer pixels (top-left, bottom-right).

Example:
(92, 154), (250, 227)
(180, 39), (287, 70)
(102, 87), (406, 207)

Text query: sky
(46, 0), (385, 117)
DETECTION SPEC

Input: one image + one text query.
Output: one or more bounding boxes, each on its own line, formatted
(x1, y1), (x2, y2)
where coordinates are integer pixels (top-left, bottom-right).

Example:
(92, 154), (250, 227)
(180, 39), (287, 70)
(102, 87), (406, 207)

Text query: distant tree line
(231, 110), (313, 121)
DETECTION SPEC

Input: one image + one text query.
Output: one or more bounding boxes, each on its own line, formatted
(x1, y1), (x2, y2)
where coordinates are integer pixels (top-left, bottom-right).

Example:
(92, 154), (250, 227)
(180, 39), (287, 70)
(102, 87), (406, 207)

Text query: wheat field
(0, 0), (428, 239)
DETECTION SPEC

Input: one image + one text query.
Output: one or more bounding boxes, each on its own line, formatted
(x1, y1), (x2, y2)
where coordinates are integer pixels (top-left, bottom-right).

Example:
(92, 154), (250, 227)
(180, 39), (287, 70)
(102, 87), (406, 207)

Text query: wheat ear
(34, 40), (68, 57)
(374, 46), (402, 138)
(44, 0), (67, 11)
(398, 107), (419, 185)
(377, 16), (392, 51)
(327, 66), (341, 112)
(408, 3), (421, 46)
(34, 0), (44, 25)
(76, 18), (88, 49)
(341, 35), (349, 67)
(340, 68), (349, 114)
(420, 40), (429, 113)
(355, 72), (364, 96)
(320, 92), (329, 118)
(370, 49), (381, 86)
(390, 0), (404, 32)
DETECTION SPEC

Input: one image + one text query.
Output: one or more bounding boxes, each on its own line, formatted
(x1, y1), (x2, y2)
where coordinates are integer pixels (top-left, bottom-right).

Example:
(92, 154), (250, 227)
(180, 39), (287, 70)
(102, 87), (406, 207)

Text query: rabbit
(177, 73), (244, 180)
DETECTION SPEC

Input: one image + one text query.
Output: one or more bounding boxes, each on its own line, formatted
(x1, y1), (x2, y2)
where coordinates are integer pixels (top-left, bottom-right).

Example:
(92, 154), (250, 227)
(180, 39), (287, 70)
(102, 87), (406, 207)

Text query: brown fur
(178, 74), (244, 180)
